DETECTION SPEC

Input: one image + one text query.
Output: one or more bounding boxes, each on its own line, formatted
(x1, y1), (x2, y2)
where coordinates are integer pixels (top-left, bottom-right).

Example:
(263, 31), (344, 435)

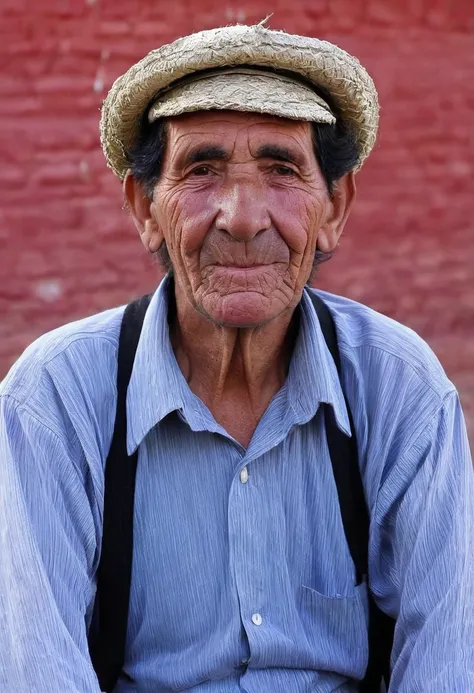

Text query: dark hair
(128, 90), (359, 269)
(128, 113), (168, 200)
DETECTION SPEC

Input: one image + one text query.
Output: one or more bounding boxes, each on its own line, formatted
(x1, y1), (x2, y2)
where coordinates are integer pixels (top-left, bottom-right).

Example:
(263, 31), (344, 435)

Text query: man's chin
(199, 291), (287, 329)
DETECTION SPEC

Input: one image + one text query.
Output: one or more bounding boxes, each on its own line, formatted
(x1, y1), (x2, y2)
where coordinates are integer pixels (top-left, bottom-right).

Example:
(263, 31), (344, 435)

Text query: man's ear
(123, 171), (163, 253)
(316, 171), (356, 253)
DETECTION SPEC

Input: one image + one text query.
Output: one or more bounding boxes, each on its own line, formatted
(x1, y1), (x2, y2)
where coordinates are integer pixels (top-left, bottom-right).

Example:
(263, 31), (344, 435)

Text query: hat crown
(100, 23), (379, 179)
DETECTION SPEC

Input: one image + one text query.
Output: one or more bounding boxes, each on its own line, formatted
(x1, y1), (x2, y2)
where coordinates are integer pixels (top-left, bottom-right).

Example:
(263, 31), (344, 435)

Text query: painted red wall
(1, 0), (473, 437)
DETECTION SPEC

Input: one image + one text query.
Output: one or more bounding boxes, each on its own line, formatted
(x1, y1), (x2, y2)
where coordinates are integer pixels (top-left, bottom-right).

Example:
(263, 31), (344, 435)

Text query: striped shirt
(1, 276), (473, 692)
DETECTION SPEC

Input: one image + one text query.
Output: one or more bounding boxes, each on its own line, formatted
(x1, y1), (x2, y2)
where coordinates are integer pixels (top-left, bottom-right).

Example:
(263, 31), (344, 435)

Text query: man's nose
(214, 181), (272, 241)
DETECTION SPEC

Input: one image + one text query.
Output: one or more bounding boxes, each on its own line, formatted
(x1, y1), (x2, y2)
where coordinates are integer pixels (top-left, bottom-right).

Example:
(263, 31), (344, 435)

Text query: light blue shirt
(1, 276), (473, 693)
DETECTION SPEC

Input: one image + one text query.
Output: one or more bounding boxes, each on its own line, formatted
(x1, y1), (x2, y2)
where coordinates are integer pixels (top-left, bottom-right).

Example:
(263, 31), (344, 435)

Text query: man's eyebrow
(256, 144), (304, 166)
(183, 145), (228, 166)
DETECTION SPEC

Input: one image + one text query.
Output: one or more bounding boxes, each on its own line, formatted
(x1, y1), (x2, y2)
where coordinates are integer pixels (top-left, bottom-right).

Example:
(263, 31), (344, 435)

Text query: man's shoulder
(311, 288), (454, 401)
(0, 304), (125, 409)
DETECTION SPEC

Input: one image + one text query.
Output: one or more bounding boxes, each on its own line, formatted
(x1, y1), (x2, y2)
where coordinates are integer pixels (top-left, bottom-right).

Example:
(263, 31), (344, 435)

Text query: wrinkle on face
(152, 110), (332, 328)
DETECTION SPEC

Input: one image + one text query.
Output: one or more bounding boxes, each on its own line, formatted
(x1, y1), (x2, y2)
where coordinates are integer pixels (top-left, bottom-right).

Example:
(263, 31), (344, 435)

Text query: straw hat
(100, 23), (379, 180)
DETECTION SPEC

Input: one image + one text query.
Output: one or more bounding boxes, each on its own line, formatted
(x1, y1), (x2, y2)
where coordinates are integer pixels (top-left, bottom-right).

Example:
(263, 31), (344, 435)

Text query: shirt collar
(126, 276), (188, 454)
(126, 279), (351, 454)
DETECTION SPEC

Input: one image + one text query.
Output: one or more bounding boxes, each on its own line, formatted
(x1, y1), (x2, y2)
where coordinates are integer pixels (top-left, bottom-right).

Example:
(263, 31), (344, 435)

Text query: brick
(366, 0), (426, 26)
(99, 20), (133, 36)
(0, 97), (41, 115)
(33, 75), (95, 94)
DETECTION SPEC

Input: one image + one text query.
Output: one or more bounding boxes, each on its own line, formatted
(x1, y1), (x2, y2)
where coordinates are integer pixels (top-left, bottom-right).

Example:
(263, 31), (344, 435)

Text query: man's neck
(169, 280), (300, 446)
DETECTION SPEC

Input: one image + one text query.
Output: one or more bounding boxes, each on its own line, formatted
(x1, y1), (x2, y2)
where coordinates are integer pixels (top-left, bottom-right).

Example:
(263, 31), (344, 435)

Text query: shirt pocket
(299, 581), (369, 681)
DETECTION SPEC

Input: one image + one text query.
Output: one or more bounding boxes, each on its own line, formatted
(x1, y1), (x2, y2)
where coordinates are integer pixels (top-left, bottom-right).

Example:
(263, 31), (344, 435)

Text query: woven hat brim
(148, 70), (336, 125)
(101, 24), (379, 179)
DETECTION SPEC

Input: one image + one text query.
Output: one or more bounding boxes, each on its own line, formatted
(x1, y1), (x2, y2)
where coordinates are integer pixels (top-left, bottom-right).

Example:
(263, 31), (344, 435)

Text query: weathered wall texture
(1, 0), (473, 436)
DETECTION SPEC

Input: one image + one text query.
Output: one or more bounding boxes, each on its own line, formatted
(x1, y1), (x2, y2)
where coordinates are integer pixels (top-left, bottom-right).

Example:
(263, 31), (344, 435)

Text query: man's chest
(123, 410), (366, 676)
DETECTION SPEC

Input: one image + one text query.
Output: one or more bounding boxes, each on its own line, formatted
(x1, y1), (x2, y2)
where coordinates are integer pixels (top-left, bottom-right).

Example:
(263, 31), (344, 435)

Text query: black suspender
(89, 291), (395, 693)
(312, 293), (369, 586)
(310, 293), (395, 693)
(89, 294), (152, 693)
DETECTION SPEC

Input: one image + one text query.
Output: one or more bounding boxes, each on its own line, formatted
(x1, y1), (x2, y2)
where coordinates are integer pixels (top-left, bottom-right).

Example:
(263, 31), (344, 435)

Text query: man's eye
(190, 166), (211, 176)
(274, 165), (296, 176)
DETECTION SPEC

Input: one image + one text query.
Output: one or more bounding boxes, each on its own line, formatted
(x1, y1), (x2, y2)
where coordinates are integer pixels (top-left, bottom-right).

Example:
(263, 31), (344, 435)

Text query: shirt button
(240, 466), (249, 484)
(251, 612), (263, 626)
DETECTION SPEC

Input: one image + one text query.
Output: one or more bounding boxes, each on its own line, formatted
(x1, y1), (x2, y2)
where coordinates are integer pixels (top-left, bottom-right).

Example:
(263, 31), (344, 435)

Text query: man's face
(145, 110), (350, 328)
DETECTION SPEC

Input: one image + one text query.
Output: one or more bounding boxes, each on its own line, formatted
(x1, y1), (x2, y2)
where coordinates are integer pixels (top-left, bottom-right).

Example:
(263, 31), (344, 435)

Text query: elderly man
(0, 23), (473, 693)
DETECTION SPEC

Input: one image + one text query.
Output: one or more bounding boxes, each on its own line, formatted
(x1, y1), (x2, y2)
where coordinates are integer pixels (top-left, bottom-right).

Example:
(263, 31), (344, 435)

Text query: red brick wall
(1, 0), (473, 438)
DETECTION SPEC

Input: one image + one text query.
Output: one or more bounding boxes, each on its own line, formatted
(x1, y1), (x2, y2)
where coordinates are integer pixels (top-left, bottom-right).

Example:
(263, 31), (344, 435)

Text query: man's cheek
(298, 204), (325, 259)
(276, 195), (321, 251)
(280, 221), (316, 270)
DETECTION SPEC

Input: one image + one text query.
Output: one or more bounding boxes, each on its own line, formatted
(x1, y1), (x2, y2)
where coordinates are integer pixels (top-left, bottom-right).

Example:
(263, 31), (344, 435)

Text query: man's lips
(201, 263), (284, 281)
(211, 262), (280, 269)
(218, 264), (266, 269)
(209, 264), (279, 277)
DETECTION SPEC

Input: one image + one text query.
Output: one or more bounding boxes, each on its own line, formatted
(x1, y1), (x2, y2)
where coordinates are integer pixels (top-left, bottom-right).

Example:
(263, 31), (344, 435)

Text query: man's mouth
(201, 262), (283, 282)
(213, 262), (277, 269)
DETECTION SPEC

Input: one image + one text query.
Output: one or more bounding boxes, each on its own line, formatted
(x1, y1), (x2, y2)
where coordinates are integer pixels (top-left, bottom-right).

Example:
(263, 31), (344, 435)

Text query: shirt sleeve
(0, 395), (102, 693)
(371, 390), (474, 692)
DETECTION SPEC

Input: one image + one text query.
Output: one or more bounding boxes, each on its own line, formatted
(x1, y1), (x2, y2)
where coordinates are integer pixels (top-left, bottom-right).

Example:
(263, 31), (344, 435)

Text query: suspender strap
(309, 291), (395, 693)
(89, 294), (152, 693)
(311, 292), (369, 584)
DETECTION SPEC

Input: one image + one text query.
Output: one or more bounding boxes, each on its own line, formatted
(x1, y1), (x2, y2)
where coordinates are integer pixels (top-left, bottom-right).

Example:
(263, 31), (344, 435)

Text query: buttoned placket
(228, 450), (268, 669)
(223, 375), (312, 676)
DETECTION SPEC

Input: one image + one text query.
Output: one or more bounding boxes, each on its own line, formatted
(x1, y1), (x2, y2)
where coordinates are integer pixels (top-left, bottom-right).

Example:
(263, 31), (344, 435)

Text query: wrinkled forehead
(163, 110), (315, 163)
